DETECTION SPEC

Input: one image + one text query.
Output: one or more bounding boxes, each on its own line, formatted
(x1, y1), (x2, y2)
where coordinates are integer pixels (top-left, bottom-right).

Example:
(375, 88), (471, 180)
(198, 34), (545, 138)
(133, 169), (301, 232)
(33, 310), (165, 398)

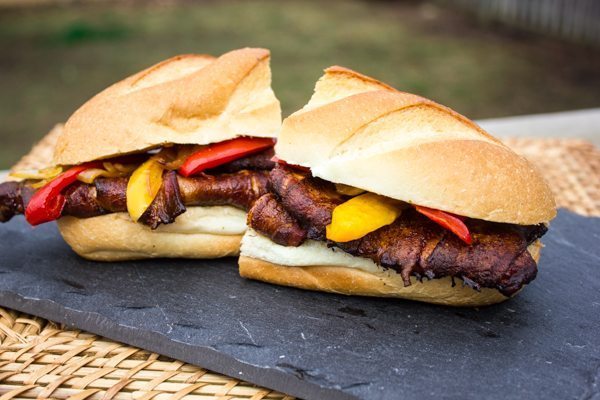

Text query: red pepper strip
(415, 205), (473, 245)
(179, 137), (275, 177)
(271, 156), (311, 173)
(25, 162), (101, 226)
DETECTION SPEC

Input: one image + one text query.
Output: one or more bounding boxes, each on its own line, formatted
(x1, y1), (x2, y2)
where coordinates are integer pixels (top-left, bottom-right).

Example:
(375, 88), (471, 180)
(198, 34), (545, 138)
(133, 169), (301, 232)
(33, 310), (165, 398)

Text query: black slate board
(0, 209), (599, 400)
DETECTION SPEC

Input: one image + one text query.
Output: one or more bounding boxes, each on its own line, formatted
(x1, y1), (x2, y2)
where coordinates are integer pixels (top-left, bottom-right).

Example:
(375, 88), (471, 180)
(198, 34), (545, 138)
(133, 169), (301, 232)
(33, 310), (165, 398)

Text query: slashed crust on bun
(54, 48), (281, 166)
(9, 50), (282, 261)
(276, 66), (555, 225)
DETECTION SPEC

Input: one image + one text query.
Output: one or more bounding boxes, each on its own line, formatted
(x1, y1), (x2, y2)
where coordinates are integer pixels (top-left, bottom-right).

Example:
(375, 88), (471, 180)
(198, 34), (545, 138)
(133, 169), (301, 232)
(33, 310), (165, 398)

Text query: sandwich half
(0, 48), (281, 261)
(239, 66), (556, 306)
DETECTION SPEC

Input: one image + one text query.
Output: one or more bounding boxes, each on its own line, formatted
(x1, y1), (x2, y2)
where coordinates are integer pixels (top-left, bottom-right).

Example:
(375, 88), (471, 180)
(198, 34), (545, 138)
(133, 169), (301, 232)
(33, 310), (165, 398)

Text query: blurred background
(1, 0), (599, 169)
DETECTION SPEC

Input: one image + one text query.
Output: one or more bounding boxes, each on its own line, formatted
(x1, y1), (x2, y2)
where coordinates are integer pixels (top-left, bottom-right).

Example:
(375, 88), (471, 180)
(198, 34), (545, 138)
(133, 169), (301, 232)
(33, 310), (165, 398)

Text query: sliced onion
(112, 163), (136, 173)
(10, 166), (63, 181)
(335, 183), (366, 196)
(103, 162), (117, 173)
(77, 163), (137, 184)
(30, 179), (50, 189)
(77, 168), (110, 184)
(154, 145), (206, 170)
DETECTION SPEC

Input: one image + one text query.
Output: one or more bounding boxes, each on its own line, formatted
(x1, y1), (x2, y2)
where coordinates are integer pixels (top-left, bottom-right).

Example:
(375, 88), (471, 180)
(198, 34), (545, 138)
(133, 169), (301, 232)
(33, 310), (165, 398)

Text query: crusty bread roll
(14, 49), (281, 261)
(276, 66), (555, 225)
(54, 48), (281, 166)
(58, 206), (246, 261)
(240, 67), (555, 305)
(239, 241), (540, 307)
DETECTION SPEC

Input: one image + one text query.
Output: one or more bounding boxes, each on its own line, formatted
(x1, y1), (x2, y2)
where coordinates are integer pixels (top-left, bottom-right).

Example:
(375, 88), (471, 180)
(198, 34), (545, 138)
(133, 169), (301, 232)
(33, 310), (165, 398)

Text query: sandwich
(239, 67), (556, 306)
(0, 48), (281, 261)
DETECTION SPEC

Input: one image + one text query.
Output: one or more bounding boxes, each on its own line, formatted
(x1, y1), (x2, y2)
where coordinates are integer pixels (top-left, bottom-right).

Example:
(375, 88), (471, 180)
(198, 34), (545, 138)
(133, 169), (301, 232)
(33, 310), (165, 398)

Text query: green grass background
(1, 0), (599, 169)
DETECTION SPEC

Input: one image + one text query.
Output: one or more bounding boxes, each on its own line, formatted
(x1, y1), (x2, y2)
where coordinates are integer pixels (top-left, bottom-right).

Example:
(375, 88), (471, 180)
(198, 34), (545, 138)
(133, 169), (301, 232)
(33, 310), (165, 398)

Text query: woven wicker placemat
(502, 138), (600, 217)
(0, 137), (598, 399)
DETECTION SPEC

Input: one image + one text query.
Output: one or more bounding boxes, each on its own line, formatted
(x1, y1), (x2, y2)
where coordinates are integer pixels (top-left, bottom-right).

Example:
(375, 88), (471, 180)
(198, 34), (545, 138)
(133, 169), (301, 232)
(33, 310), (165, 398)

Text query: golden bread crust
(276, 67), (555, 224)
(58, 212), (243, 261)
(54, 48), (281, 165)
(239, 256), (508, 306)
(238, 242), (541, 307)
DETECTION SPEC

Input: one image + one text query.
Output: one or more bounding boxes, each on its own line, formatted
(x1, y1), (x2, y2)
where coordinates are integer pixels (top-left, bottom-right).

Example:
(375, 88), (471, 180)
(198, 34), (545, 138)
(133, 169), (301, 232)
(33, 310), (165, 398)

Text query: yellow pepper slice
(326, 192), (403, 242)
(126, 159), (164, 222)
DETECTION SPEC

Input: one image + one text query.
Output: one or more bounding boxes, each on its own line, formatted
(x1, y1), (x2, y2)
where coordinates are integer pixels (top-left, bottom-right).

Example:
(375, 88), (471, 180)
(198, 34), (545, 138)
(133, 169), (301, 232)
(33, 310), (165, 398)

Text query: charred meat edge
(247, 166), (547, 296)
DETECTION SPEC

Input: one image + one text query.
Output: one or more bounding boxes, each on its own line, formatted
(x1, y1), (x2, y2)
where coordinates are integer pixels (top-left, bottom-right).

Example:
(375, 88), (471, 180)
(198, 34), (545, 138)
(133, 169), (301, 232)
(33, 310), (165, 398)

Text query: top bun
(276, 67), (555, 225)
(54, 48), (281, 165)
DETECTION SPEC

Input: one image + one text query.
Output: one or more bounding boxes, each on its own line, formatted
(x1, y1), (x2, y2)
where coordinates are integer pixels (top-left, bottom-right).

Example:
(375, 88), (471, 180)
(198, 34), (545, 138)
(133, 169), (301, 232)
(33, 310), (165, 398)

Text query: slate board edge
(0, 290), (356, 400)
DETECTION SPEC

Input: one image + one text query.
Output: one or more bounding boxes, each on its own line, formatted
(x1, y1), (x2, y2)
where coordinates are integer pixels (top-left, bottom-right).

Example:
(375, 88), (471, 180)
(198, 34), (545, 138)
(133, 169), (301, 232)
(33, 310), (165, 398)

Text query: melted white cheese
(241, 229), (381, 273)
(156, 206), (247, 235)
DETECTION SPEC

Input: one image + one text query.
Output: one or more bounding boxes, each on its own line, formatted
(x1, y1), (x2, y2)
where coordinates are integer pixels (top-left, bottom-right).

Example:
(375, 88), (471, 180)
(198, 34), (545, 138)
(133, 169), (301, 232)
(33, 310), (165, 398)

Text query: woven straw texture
(0, 137), (598, 399)
(503, 138), (600, 216)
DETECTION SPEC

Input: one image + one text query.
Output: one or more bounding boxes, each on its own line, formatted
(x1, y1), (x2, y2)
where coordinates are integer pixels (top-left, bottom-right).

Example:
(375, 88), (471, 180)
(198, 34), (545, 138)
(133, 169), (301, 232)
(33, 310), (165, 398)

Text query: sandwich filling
(242, 229), (382, 273)
(0, 141), (275, 229)
(246, 165), (548, 296)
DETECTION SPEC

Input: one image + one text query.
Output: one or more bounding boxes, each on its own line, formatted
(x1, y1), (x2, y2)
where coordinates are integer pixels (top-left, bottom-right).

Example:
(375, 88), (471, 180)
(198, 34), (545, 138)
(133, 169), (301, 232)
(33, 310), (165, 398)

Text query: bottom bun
(58, 206), (246, 261)
(239, 241), (542, 307)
